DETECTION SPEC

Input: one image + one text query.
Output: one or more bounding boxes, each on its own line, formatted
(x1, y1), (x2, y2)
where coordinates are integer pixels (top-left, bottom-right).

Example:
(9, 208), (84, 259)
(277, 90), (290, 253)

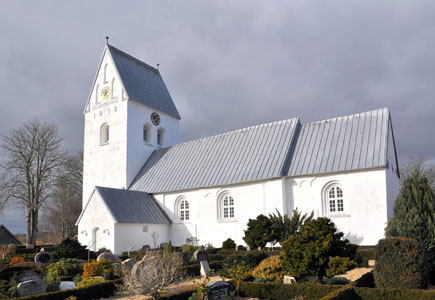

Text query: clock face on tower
(151, 112), (161, 126)
(101, 86), (111, 100)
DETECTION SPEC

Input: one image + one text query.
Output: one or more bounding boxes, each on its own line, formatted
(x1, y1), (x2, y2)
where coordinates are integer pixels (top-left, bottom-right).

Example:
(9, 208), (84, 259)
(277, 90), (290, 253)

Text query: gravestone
(34, 251), (53, 266)
(17, 279), (46, 297)
(160, 242), (168, 249)
(18, 271), (41, 283)
(97, 252), (120, 263)
(142, 245), (150, 252)
(122, 258), (137, 271)
(235, 245), (246, 251)
(59, 281), (76, 290)
(206, 281), (233, 300)
(194, 248), (209, 277)
(283, 276), (297, 284)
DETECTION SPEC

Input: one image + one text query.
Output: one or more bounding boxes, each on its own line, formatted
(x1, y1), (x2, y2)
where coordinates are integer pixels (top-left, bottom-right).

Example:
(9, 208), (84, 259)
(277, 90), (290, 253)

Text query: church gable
(84, 45), (126, 113)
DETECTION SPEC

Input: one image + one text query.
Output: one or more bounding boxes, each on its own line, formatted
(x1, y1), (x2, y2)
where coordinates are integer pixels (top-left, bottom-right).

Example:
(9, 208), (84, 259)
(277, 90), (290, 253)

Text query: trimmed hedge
(356, 248), (375, 267)
(181, 260), (224, 277)
(354, 287), (435, 300)
(238, 281), (340, 300)
(161, 287), (197, 300)
(375, 237), (428, 289)
(10, 278), (121, 300)
(318, 285), (356, 300)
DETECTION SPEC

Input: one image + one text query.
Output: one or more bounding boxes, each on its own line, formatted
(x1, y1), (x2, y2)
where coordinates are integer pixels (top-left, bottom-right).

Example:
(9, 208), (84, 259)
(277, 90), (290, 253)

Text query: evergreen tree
(268, 209), (313, 244)
(243, 214), (273, 249)
(280, 217), (357, 281)
(385, 169), (435, 268)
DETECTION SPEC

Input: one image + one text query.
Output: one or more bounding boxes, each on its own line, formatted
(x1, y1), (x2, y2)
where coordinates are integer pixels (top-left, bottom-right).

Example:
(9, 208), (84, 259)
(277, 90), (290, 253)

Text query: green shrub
(208, 260), (224, 271)
(220, 251), (268, 278)
(353, 287), (435, 300)
(207, 254), (224, 261)
(222, 238), (236, 250)
(252, 256), (285, 282)
(375, 237), (428, 289)
(281, 217), (357, 282)
(76, 276), (105, 288)
(355, 248), (376, 267)
(353, 271), (375, 288)
(318, 285), (356, 300)
(54, 239), (88, 260)
(46, 258), (83, 282)
(243, 214), (274, 249)
(237, 281), (340, 300)
(325, 256), (356, 277)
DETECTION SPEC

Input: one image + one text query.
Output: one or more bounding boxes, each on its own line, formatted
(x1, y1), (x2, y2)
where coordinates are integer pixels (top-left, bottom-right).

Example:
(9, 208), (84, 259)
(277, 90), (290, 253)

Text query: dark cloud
(1, 0), (434, 232)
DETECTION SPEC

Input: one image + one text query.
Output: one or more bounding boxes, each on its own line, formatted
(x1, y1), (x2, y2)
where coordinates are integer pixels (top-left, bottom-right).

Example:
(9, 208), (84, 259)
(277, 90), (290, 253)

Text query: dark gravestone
(142, 245), (150, 252)
(34, 251), (53, 265)
(193, 250), (208, 263)
(160, 242), (168, 249)
(206, 281), (233, 300)
(17, 279), (46, 297)
(18, 271), (41, 284)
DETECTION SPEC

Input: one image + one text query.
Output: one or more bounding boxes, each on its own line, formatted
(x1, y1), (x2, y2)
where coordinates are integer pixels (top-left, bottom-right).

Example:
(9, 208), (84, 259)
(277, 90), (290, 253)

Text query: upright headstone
(181, 252), (189, 266)
(34, 251), (53, 266)
(122, 258), (137, 271)
(18, 271), (41, 284)
(194, 248), (209, 277)
(283, 276), (297, 284)
(97, 252), (120, 263)
(17, 279), (46, 297)
(59, 281), (76, 290)
(206, 281), (233, 300)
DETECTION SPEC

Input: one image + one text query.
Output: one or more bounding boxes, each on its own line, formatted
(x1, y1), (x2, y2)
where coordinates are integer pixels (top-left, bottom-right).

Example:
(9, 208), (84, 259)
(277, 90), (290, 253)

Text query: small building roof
(0, 225), (22, 246)
(129, 108), (397, 194)
(78, 187), (171, 224)
(107, 45), (181, 119)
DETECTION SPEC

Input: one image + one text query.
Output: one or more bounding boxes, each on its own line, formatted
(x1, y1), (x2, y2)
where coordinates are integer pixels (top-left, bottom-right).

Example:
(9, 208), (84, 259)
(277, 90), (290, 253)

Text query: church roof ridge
(302, 107), (389, 126)
(166, 117), (300, 148)
(107, 44), (160, 74)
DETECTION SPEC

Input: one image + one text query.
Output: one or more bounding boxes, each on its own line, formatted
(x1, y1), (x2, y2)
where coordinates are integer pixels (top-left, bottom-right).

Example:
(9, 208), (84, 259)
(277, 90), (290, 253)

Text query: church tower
(82, 41), (181, 207)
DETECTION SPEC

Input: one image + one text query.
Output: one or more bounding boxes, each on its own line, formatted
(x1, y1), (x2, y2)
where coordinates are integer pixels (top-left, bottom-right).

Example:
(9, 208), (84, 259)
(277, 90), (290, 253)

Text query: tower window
(103, 63), (108, 83)
(157, 128), (165, 146)
(100, 123), (109, 145)
(143, 124), (152, 144)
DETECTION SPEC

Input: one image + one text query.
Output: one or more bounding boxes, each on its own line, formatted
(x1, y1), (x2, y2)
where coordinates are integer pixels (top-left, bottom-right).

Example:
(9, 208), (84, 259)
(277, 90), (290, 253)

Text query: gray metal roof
(129, 118), (300, 193)
(108, 45), (181, 119)
(129, 108), (394, 193)
(96, 187), (171, 224)
(286, 108), (390, 176)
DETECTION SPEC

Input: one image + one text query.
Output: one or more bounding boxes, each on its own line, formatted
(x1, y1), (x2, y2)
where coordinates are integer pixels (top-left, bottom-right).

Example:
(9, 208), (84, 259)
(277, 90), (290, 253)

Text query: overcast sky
(1, 1), (435, 233)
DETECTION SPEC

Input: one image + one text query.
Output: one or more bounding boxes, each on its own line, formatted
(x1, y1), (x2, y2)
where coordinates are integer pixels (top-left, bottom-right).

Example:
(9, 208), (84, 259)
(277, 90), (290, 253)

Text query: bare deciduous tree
(0, 119), (66, 247)
(119, 251), (183, 300)
(42, 151), (83, 240)
(400, 156), (435, 190)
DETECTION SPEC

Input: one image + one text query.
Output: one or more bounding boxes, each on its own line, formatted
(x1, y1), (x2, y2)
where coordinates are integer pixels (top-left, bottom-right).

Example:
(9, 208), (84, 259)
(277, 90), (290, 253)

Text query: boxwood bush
(375, 237), (428, 289)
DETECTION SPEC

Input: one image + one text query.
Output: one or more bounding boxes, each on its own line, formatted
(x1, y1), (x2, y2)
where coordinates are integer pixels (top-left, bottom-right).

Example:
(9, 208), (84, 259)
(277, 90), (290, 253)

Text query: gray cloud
(1, 0), (435, 232)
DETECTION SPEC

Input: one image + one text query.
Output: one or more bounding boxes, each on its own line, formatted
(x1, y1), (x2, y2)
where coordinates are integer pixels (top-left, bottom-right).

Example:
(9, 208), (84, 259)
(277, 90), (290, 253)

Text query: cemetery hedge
(10, 278), (121, 300)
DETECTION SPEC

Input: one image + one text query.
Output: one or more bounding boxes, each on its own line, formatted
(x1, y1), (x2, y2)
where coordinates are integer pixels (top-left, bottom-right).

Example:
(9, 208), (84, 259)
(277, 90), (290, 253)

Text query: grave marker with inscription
(206, 281), (233, 300)
(17, 279), (46, 297)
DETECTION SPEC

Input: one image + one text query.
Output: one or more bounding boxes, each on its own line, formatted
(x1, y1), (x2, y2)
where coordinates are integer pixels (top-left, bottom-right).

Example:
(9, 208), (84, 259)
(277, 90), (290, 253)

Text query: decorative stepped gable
(129, 108), (398, 194)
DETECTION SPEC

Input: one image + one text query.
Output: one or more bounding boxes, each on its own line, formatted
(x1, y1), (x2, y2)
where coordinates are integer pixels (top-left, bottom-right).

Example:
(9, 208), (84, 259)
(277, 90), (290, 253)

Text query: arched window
(218, 192), (235, 221)
(157, 128), (165, 146)
(143, 124), (152, 144)
(175, 197), (189, 222)
(100, 123), (109, 145)
(323, 183), (345, 215)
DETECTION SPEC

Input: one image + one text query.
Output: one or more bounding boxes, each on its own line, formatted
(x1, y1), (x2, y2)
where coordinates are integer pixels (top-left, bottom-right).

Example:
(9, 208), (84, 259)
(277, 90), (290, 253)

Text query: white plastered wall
(126, 101), (179, 187)
(286, 168), (390, 245)
(152, 178), (285, 248)
(82, 49), (128, 206)
(77, 191), (115, 252)
(114, 223), (170, 255)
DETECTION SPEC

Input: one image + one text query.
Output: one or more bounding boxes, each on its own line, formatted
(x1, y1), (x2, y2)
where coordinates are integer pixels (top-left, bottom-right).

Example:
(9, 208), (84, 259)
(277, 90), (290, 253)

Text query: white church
(76, 43), (401, 255)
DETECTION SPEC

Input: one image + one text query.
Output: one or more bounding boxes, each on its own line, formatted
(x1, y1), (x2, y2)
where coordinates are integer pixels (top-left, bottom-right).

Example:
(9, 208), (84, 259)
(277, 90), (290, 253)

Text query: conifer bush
(252, 256), (285, 282)
(375, 237), (428, 289)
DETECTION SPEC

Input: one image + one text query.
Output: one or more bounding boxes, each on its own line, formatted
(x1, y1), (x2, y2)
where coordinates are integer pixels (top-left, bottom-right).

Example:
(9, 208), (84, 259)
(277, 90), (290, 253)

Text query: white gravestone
(59, 281), (76, 290)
